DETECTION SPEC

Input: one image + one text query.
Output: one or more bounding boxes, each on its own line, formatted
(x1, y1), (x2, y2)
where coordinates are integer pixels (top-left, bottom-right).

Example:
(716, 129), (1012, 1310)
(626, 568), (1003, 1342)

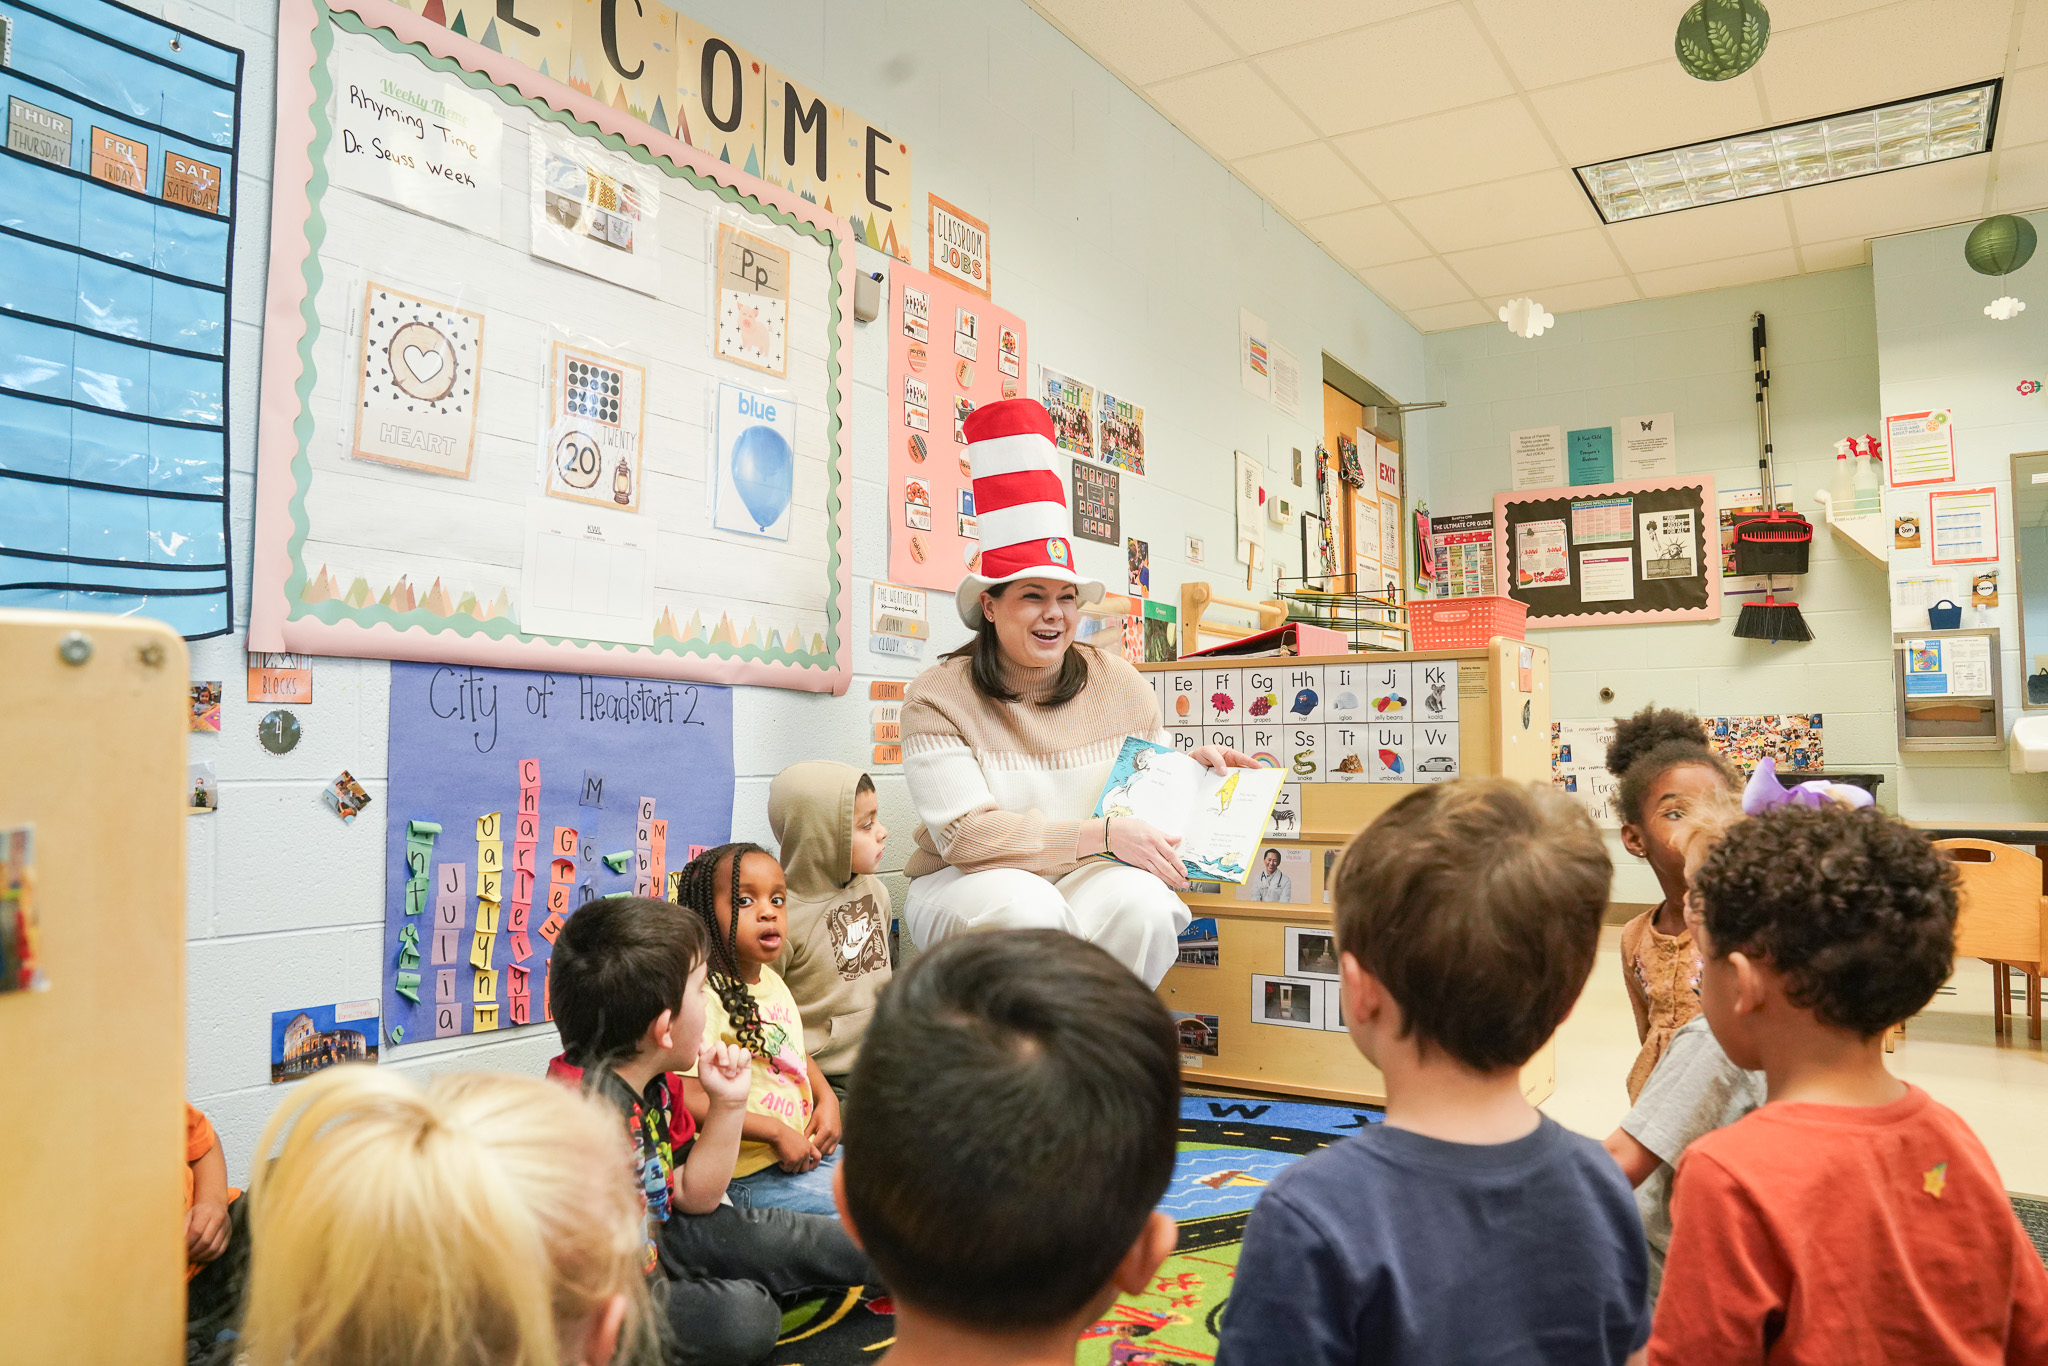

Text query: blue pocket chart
(0, 0), (241, 638)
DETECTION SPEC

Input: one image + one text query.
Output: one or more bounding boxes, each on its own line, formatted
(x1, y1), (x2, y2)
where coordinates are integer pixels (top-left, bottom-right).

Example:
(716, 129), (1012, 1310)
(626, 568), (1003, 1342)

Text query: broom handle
(1752, 312), (1774, 507)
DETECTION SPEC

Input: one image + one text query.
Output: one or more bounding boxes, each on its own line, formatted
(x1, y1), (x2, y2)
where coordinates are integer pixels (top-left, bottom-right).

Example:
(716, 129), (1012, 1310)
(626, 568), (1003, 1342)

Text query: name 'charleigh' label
(7, 96), (70, 167)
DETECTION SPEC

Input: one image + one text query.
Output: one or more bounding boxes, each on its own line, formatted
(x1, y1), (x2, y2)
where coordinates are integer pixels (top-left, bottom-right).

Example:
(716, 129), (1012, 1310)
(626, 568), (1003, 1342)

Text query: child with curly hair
(675, 842), (843, 1216)
(1605, 706), (1739, 1100)
(1650, 803), (2048, 1361)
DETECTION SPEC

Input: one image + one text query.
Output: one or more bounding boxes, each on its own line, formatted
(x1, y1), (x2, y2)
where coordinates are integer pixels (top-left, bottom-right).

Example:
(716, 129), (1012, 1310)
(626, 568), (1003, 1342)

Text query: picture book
(1094, 738), (1287, 884)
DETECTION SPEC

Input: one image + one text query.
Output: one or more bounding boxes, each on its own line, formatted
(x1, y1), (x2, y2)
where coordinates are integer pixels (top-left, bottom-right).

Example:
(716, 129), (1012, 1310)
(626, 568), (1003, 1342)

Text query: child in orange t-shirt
(1650, 803), (2048, 1364)
(1604, 707), (1739, 1102)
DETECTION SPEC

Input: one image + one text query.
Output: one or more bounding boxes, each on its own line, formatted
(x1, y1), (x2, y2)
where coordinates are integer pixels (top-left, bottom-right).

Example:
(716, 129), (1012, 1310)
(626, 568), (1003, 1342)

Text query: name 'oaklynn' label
(7, 97), (70, 167)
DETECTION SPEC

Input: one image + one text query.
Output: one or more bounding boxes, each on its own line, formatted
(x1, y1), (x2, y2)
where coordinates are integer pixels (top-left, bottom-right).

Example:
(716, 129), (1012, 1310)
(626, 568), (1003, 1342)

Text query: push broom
(1732, 312), (1815, 643)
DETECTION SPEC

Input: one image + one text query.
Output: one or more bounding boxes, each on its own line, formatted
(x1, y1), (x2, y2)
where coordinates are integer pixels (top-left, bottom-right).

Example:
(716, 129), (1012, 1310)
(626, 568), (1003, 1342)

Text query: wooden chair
(1934, 838), (2046, 1041)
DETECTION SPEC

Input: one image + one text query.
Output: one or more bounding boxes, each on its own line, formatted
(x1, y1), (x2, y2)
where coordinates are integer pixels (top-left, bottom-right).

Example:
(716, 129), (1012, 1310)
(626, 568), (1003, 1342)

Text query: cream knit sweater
(901, 644), (1167, 882)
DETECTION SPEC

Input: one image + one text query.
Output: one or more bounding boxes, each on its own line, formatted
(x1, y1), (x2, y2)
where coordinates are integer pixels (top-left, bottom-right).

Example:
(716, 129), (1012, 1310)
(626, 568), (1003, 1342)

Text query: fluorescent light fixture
(1574, 80), (2001, 224)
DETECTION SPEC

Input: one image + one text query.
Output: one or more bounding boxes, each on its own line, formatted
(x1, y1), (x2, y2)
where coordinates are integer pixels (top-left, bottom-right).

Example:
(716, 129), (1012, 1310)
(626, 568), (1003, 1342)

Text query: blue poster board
(382, 662), (734, 1047)
(0, 0), (241, 638)
(1568, 427), (1613, 486)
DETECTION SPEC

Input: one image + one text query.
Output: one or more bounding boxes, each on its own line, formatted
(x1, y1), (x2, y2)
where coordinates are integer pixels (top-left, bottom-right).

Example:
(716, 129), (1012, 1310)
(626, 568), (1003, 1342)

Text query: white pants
(903, 861), (1192, 988)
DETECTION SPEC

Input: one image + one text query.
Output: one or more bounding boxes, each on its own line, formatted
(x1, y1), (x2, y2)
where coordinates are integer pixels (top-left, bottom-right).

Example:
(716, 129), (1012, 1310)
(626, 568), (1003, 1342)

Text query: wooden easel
(0, 610), (189, 1359)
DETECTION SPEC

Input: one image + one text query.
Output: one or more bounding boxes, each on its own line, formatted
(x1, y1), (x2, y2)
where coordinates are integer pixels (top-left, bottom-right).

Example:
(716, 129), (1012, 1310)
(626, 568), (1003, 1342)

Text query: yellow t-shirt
(703, 967), (815, 1177)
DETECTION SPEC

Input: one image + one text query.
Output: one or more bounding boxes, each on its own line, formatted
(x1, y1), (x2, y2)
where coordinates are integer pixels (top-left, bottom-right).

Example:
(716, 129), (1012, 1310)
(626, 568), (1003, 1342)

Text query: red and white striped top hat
(955, 398), (1105, 628)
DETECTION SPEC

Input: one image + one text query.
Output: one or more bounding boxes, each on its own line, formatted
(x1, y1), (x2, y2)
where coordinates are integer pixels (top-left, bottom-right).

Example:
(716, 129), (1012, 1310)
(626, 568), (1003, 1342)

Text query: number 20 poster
(887, 262), (1027, 592)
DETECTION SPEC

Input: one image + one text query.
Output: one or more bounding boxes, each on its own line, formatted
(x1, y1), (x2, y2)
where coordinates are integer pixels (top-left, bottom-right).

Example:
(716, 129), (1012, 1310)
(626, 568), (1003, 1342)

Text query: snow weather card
(1094, 738), (1286, 884)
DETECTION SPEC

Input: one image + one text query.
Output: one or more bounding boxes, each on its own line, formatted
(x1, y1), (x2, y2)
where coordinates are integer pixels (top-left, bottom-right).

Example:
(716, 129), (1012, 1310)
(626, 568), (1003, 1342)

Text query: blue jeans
(728, 1147), (843, 1217)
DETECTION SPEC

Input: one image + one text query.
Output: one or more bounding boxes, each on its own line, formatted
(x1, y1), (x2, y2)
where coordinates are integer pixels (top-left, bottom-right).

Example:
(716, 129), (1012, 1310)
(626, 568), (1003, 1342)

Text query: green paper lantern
(1965, 215), (2038, 277)
(1675, 0), (1771, 82)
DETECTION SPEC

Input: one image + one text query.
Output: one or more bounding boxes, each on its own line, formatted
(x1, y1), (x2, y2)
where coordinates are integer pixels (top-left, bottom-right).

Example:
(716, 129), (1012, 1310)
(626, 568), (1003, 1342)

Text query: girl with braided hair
(675, 842), (845, 1217)
(1605, 706), (1740, 1102)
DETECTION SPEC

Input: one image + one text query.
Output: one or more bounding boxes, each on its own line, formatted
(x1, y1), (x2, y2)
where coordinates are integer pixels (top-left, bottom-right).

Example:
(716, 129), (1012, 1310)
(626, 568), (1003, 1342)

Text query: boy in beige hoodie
(769, 761), (893, 1099)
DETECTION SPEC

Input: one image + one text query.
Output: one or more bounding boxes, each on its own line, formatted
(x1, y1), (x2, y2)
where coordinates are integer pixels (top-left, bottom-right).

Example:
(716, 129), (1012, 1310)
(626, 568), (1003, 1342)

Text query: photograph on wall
(1251, 974), (1323, 1030)
(1073, 461), (1119, 545)
(1041, 367), (1095, 461)
(188, 760), (218, 815)
(1096, 390), (1145, 477)
(0, 825), (41, 995)
(529, 125), (661, 295)
(544, 340), (647, 513)
(351, 282), (486, 478)
(1171, 1010), (1220, 1057)
(1176, 916), (1219, 968)
(189, 681), (222, 733)
(270, 999), (379, 1083)
(1707, 713), (1824, 774)
(1284, 924), (1341, 980)
(1236, 846), (1309, 904)
(713, 224), (790, 376)
(1128, 537), (1150, 596)
(711, 382), (797, 540)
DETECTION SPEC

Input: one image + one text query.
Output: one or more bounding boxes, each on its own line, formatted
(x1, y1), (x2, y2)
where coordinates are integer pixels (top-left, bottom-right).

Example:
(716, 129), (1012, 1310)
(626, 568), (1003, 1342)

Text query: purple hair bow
(1742, 756), (1875, 815)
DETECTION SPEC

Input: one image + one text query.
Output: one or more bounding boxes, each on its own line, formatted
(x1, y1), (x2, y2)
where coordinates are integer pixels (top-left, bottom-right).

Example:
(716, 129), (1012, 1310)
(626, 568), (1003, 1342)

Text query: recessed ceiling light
(1574, 80), (2001, 225)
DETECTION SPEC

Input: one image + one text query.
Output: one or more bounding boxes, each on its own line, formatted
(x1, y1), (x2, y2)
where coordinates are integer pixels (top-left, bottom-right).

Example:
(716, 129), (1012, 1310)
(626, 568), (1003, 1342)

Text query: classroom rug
(769, 1095), (1380, 1365)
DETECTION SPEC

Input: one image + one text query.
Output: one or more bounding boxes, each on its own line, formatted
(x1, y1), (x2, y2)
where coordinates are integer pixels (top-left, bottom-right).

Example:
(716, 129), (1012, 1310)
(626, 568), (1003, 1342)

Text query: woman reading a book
(899, 400), (1256, 987)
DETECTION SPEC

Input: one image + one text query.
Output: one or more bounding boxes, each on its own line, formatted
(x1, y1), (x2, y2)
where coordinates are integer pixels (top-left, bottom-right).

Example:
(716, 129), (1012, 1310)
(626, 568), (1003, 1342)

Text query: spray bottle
(1830, 438), (1857, 509)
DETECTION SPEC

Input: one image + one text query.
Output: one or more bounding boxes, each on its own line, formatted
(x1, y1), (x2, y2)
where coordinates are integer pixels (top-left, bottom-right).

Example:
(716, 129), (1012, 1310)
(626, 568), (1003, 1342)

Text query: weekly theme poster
(382, 663), (734, 1046)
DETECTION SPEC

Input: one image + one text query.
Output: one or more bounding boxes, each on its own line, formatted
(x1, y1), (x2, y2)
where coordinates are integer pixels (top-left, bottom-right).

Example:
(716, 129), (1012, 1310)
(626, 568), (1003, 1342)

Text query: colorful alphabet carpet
(771, 1096), (1383, 1364)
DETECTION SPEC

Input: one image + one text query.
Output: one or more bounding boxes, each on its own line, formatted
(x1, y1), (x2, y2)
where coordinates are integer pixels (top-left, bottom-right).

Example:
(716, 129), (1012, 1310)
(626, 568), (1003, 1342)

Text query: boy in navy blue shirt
(1218, 778), (1649, 1366)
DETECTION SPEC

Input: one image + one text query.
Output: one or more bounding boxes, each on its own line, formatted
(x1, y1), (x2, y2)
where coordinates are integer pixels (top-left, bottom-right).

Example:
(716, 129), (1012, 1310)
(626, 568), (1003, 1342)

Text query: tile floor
(1544, 927), (2048, 1197)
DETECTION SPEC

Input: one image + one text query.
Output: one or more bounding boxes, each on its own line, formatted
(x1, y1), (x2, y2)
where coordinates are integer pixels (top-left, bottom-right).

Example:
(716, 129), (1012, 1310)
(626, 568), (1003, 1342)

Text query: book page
(1179, 766), (1288, 883)
(1096, 739), (1203, 839)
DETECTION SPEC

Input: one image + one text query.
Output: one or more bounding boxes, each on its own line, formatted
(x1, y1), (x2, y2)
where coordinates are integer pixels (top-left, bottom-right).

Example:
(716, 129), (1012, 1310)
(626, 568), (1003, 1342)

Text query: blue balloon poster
(713, 381), (797, 540)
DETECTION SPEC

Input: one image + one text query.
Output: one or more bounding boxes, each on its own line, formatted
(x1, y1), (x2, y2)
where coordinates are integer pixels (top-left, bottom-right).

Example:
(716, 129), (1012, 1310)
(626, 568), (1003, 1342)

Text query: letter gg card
(352, 282), (486, 477)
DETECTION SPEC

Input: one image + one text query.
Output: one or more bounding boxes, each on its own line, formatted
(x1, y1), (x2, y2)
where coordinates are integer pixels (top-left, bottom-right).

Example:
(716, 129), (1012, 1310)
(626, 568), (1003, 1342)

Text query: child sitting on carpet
(768, 762), (893, 1101)
(1649, 803), (2048, 1362)
(1606, 706), (1740, 1102)
(836, 929), (1181, 1366)
(676, 843), (844, 1216)
(548, 893), (871, 1366)
(1218, 777), (1649, 1366)
(237, 1067), (648, 1366)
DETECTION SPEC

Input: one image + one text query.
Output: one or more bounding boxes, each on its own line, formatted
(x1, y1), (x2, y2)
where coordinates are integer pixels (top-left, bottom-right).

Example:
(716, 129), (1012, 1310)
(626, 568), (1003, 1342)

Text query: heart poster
(351, 282), (486, 477)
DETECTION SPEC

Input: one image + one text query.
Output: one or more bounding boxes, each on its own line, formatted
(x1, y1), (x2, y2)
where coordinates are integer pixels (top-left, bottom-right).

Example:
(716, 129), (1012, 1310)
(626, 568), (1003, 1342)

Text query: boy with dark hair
(836, 928), (1181, 1364)
(1651, 806), (2048, 1362)
(547, 894), (871, 1366)
(769, 761), (893, 1098)
(1218, 778), (1650, 1366)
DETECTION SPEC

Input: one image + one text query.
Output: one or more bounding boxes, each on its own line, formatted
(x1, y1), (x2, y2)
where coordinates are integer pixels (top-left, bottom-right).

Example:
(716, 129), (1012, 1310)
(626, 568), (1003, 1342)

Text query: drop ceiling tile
(1234, 143), (1378, 219)
(1395, 170), (1600, 254)
(1606, 194), (1793, 272)
(1184, 0), (1442, 56)
(1483, 276), (1642, 314)
(1031, 0), (1240, 86)
(1470, 0), (1677, 89)
(1360, 257), (1478, 311)
(1993, 143), (2048, 211)
(1528, 63), (1766, 166)
(1405, 299), (1499, 331)
(1147, 64), (1317, 160)
(1444, 228), (1625, 296)
(1303, 205), (1430, 269)
(1757, 0), (2013, 128)
(1785, 155), (1994, 243)
(1997, 66), (2048, 149)
(1254, 8), (1514, 137)
(1799, 236), (1871, 271)
(1635, 248), (1803, 298)
(1332, 98), (1560, 201)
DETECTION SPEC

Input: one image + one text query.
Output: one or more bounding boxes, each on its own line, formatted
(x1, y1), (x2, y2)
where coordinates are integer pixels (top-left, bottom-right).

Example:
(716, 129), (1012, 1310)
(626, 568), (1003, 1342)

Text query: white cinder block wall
(170, 0), (1426, 1179)
(1420, 268), (1896, 904)
(1872, 215), (2048, 820)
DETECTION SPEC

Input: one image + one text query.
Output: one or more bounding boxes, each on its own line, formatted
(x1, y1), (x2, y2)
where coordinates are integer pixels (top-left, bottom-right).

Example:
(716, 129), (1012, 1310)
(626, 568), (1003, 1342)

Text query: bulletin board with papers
(250, 0), (853, 693)
(1494, 476), (1719, 627)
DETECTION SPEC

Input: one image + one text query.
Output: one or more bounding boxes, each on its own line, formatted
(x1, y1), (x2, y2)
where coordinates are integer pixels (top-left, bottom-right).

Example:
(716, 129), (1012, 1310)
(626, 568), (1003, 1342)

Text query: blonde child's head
(240, 1066), (650, 1366)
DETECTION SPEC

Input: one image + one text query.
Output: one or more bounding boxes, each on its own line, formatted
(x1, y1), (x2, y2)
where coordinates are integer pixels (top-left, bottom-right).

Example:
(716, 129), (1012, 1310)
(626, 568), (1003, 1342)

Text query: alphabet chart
(1157, 662), (1461, 786)
(382, 661), (734, 1046)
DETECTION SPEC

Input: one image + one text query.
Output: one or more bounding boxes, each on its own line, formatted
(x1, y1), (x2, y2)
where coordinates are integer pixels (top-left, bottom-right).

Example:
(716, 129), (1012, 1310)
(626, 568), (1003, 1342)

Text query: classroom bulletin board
(251, 0), (853, 692)
(0, 0), (242, 640)
(381, 661), (734, 1046)
(1494, 476), (1719, 627)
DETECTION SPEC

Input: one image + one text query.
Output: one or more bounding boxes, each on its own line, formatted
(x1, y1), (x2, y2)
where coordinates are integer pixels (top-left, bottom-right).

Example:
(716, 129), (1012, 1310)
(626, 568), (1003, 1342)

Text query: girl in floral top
(1606, 707), (1738, 1101)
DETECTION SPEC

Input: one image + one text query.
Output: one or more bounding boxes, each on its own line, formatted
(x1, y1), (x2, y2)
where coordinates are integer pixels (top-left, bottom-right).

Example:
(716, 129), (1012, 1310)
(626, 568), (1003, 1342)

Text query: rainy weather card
(712, 383), (796, 540)
(1094, 738), (1286, 884)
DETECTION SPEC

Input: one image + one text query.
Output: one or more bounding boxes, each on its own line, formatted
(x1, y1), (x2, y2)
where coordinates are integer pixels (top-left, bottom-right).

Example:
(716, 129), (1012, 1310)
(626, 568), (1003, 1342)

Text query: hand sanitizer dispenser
(2010, 714), (2048, 773)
